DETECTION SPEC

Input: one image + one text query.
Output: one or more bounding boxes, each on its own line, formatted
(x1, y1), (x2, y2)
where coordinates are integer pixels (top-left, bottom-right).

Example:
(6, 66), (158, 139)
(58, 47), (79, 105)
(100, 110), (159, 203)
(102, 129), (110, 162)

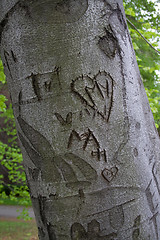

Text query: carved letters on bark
(67, 129), (109, 164)
(54, 112), (72, 126)
(17, 116), (97, 189)
(71, 71), (114, 122)
(17, 68), (120, 185)
(91, 149), (107, 162)
(71, 219), (117, 240)
(31, 67), (61, 101)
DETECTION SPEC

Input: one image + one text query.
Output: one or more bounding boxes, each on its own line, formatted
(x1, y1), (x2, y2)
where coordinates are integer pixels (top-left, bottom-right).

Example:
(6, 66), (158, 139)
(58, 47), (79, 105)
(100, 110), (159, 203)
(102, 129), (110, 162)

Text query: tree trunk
(1, 0), (160, 239)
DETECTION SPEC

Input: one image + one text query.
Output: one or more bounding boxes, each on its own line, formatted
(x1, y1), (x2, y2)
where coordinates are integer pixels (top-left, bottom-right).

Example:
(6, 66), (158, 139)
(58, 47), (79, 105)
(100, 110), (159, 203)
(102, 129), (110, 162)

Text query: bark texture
(1, 0), (160, 239)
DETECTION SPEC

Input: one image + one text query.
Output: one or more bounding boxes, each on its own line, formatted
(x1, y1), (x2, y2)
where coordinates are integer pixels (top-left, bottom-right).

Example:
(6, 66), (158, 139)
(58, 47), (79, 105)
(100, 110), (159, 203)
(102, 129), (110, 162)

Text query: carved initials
(17, 116), (97, 189)
(91, 149), (107, 162)
(71, 71), (114, 122)
(55, 112), (72, 126)
(68, 130), (81, 149)
(68, 129), (100, 152)
(30, 67), (62, 101)
(83, 129), (100, 150)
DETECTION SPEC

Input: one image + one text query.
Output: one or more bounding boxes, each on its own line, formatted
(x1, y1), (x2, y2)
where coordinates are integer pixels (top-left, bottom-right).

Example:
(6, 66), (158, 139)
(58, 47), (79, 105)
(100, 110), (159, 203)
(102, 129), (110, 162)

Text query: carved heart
(71, 71), (114, 122)
(102, 167), (118, 182)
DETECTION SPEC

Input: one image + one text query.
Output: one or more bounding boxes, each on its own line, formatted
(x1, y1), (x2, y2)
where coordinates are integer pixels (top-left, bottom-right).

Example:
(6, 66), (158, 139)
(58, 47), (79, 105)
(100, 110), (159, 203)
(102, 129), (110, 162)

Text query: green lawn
(0, 218), (38, 240)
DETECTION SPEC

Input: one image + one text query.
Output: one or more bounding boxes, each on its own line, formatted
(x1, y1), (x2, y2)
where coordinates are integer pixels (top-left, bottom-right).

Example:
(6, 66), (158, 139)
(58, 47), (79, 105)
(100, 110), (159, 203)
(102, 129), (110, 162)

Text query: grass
(0, 218), (38, 240)
(0, 196), (37, 239)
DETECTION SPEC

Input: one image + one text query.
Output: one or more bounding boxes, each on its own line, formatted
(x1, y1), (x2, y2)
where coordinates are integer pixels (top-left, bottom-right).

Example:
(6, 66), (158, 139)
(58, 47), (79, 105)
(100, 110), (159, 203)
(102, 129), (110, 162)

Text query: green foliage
(0, 94), (7, 112)
(0, 61), (31, 210)
(124, 0), (160, 87)
(17, 207), (32, 221)
(0, 59), (6, 84)
(145, 88), (160, 128)
(124, 0), (160, 128)
(0, 104), (18, 146)
(0, 142), (31, 206)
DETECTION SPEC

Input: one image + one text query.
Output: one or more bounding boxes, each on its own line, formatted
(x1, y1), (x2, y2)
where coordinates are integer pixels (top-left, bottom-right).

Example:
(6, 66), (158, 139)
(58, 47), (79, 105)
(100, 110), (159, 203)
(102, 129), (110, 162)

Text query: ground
(0, 217), (38, 240)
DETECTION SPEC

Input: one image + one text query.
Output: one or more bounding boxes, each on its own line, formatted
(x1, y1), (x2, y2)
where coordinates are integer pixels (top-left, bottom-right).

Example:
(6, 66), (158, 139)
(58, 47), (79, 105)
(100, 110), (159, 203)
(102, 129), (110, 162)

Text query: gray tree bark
(1, 0), (160, 239)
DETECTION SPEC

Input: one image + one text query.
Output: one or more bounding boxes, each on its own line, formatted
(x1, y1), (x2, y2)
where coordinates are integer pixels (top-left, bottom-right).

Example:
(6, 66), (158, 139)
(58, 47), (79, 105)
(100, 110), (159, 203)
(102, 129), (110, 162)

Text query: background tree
(0, 0), (160, 239)
(0, 0), (159, 208)
(124, 0), (160, 127)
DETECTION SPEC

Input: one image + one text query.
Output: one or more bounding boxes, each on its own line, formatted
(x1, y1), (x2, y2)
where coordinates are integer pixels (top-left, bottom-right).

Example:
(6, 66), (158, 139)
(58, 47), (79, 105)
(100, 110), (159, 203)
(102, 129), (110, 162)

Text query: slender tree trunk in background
(1, 0), (160, 239)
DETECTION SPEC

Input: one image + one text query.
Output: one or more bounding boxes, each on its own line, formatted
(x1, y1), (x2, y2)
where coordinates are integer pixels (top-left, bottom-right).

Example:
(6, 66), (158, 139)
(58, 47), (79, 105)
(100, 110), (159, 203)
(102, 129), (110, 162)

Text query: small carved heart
(102, 167), (118, 182)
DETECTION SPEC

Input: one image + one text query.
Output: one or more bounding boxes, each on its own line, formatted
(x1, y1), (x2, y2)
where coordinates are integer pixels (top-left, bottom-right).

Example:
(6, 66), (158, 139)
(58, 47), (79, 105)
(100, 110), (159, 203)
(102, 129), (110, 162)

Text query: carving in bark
(71, 71), (114, 122)
(17, 116), (97, 188)
(101, 167), (118, 183)
(1, 0), (160, 239)
(55, 112), (72, 126)
(98, 28), (118, 58)
(71, 220), (117, 240)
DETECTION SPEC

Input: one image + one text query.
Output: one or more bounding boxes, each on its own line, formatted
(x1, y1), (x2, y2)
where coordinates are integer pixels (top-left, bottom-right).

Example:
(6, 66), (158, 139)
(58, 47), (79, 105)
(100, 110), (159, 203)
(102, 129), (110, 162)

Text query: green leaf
(0, 95), (7, 112)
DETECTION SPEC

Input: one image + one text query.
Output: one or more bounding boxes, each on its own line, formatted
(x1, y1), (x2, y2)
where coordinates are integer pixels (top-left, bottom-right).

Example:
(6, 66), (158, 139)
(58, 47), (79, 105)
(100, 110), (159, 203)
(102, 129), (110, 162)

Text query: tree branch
(127, 18), (160, 55)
